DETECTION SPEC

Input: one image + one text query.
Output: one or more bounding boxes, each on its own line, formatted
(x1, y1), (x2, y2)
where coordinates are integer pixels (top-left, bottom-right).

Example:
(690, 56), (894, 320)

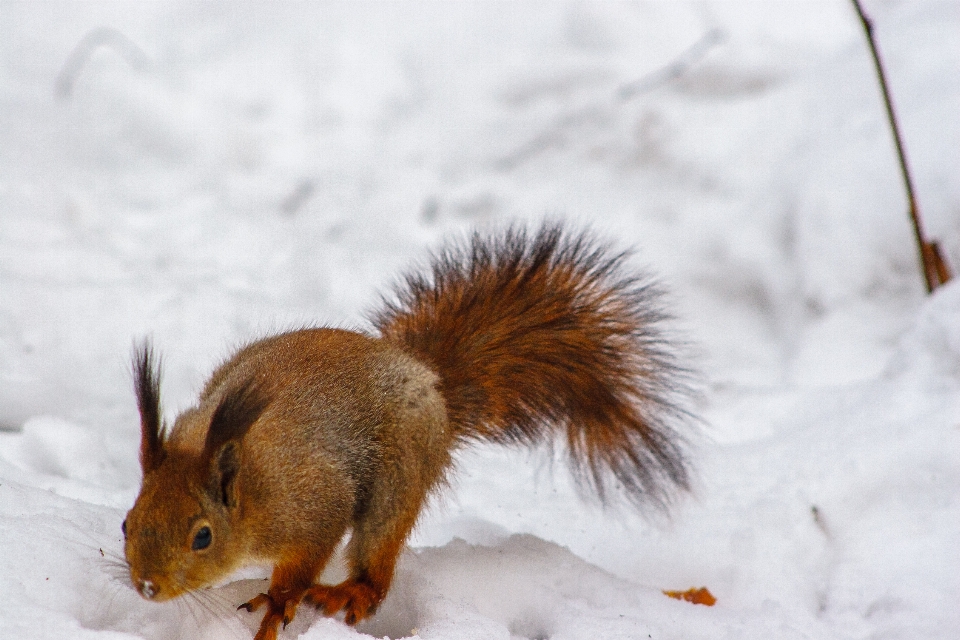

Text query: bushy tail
(372, 223), (694, 509)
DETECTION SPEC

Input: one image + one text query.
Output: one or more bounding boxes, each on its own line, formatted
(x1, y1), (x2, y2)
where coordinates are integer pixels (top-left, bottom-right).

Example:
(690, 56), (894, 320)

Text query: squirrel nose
(138, 580), (159, 599)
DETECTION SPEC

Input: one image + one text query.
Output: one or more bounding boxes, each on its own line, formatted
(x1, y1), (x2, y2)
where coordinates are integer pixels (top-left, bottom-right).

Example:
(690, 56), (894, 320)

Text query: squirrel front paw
(305, 580), (381, 625)
(239, 592), (301, 640)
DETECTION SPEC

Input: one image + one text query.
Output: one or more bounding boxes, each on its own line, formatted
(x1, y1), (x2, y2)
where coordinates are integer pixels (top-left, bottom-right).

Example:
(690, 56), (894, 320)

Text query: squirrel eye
(192, 526), (212, 551)
(121, 519), (127, 539)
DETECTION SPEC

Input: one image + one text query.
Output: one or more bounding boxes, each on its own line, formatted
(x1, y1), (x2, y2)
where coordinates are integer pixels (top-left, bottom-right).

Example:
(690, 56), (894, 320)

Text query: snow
(1, 1), (958, 638)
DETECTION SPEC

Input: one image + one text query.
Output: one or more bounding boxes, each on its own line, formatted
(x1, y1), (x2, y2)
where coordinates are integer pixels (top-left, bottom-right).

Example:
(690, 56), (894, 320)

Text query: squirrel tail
(372, 223), (694, 509)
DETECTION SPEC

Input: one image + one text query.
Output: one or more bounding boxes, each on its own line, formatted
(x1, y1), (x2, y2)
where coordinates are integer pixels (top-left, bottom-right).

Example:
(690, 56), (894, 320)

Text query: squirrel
(122, 223), (693, 640)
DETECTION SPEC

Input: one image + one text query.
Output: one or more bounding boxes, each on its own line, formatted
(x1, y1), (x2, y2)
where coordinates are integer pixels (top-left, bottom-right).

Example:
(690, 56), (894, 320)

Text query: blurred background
(2, 1), (957, 436)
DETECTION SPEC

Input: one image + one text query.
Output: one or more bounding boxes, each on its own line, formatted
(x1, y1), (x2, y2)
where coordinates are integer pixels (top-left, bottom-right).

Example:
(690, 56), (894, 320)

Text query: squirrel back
(373, 223), (692, 508)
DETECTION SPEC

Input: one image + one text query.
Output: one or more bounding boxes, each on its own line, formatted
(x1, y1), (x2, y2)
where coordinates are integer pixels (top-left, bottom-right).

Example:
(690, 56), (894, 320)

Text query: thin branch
(618, 29), (726, 101)
(497, 29), (725, 171)
(851, 0), (950, 293)
(55, 27), (151, 99)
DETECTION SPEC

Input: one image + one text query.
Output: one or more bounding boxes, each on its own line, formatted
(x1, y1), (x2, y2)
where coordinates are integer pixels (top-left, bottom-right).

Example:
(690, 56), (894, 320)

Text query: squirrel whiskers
(122, 223), (695, 640)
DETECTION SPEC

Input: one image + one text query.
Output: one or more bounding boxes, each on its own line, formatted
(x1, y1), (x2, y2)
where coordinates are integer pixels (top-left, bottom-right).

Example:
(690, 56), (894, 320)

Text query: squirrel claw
(241, 591), (304, 640)
(281, 600), (296, 629)
(239, 592), (272, 613)
(240, 592), (295, 640)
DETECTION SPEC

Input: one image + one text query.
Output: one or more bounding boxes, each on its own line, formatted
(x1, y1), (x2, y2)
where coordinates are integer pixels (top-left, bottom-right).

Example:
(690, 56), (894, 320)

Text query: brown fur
(123, 224), (693, 640)
(374, 223), (691, 505)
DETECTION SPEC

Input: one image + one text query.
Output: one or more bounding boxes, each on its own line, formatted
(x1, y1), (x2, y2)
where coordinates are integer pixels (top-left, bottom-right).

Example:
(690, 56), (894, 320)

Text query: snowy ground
(1, 1), (958, 638)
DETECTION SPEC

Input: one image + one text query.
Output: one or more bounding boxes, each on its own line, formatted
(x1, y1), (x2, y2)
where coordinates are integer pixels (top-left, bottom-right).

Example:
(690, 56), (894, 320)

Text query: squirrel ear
(201, 380), (270, 507)
(133, 341), (166, 474)
(212, 440), (242, 508)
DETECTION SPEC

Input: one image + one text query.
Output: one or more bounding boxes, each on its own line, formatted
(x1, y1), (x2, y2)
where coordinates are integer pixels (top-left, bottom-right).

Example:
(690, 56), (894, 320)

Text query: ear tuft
(133, 340), (166, 474)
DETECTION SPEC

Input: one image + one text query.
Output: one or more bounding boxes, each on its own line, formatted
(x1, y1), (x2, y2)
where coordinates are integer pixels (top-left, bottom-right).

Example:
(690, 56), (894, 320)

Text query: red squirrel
(122, 224), (693, 640)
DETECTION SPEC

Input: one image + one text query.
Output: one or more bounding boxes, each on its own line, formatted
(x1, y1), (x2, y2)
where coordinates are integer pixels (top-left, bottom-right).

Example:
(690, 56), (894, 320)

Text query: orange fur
(123, 223), (694, 639)
(374, 224), (692, 506)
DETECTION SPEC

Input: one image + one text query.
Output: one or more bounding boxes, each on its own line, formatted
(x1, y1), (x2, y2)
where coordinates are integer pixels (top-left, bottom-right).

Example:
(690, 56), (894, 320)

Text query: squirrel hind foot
(305, 580), (381, 625)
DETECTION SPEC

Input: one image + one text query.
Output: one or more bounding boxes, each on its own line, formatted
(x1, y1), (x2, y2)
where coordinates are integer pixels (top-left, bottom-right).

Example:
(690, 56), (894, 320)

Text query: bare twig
(851, 0), (950, 293)
(618, 29), (726, 101)
(55, 27), (151, 99)
(497, 29), (725, 171)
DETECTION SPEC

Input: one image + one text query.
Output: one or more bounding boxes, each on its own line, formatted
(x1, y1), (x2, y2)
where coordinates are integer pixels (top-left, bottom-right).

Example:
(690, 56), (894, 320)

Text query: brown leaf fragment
(663, 587), (717, 606)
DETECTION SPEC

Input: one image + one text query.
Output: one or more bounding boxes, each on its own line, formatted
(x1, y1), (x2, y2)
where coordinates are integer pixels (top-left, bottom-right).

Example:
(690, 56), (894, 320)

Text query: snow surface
(1, 1), (958, 638)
